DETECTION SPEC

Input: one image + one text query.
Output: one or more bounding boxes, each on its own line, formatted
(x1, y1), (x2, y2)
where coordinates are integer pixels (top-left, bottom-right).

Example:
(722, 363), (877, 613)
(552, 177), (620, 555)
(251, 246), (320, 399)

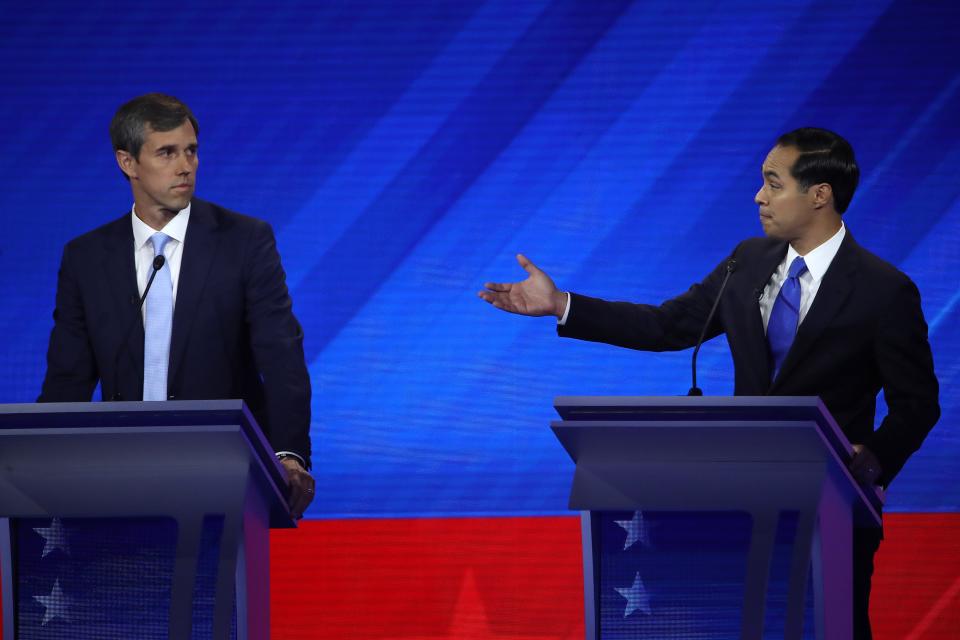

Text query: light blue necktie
(143, 232), (173, 401)
(767, 257), (807, 381)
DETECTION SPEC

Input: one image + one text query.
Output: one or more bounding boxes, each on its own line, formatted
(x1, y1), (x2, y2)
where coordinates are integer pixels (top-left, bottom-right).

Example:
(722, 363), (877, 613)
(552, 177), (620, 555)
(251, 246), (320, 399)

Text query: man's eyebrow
(155, 144), (177, 154)
(763, 169), (781, 179)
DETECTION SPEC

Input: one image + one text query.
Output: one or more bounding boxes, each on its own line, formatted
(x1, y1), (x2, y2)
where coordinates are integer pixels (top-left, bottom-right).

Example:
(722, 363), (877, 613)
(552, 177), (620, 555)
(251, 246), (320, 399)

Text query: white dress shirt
(758, 223), (846, 332)
(132, 203), (190, 321)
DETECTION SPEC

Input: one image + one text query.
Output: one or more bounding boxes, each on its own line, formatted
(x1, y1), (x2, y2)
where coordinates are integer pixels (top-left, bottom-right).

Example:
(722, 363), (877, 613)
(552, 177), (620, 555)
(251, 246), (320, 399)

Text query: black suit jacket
(38, 198), (312, 465)
(559, 232), (939, 487)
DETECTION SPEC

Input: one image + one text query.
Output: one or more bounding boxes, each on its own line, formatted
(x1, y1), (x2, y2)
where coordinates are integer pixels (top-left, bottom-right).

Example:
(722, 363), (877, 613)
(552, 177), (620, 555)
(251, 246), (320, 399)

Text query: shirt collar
(784, 222), (846, 282)
(131, 202), (191, 249)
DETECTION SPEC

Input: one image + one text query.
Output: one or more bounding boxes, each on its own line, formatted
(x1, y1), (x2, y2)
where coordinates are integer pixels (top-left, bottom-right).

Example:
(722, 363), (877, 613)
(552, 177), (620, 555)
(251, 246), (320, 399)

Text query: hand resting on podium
(850, 444), (883, 487)
(280, 457), (316, 520)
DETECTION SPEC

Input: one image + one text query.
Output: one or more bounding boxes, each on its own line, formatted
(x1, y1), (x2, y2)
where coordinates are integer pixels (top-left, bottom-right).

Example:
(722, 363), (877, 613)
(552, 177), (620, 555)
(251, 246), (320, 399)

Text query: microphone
(110, 255), (166, 400)
(688, 259), (737, 396)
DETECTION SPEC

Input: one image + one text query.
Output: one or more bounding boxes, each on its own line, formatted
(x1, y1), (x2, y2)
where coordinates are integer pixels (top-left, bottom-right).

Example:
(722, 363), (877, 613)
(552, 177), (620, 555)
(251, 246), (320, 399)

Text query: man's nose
(754, 186), (765, 205)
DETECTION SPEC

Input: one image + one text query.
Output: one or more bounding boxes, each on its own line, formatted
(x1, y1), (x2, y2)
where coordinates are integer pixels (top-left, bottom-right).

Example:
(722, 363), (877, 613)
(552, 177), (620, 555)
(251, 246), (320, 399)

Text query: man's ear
(811, 182), (833, 210)
(116, 150), (138, 180)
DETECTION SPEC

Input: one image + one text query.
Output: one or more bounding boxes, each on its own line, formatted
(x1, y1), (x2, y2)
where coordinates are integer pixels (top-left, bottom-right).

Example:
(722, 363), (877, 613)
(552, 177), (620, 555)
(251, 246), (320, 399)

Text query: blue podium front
(0, 401), (293, 640)
(552, 396), (882, 640)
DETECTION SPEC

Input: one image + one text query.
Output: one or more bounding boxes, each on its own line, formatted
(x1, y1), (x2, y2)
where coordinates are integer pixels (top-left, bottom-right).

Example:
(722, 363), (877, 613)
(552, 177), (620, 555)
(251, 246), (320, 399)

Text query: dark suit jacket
(38, 198), (312, 465)
(558, 232), (939, 487)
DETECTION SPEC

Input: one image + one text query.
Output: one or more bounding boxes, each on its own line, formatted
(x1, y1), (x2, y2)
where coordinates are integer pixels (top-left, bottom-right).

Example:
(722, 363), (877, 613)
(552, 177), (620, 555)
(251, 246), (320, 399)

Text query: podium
(0, 400), (294, 639)
(551, 396), (883, 640)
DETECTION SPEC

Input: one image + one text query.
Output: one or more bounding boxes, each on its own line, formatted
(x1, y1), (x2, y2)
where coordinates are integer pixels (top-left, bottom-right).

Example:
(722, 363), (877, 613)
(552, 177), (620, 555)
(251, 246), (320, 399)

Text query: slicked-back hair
(776, 127), (859, 214)
(110, 93), (199, 161)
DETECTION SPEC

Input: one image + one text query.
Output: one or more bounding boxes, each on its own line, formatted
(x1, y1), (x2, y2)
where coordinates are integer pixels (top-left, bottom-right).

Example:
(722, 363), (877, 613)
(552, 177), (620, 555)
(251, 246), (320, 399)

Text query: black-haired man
(479, 128), (939, 638)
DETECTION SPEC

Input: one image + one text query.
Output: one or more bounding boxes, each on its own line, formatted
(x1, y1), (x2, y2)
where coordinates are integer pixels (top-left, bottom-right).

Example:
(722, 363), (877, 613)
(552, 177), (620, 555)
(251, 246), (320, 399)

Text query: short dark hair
(776, 127), (859, 214)
(110, 93), (199, 160)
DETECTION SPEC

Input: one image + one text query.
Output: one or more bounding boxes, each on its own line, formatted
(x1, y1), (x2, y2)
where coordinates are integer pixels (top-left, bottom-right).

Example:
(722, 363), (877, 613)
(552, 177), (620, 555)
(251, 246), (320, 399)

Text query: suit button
(167, 395), (176, 400)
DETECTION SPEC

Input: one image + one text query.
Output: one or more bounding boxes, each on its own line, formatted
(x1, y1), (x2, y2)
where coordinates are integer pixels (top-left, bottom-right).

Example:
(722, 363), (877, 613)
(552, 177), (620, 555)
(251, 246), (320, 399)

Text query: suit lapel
(771, 232), (858, 389)
(168, 200), (220, 389)
(100, 214), (144, 383)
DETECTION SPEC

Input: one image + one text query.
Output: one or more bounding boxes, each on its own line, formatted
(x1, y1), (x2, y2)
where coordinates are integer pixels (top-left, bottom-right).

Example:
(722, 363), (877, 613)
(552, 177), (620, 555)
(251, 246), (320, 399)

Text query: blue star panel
(13, 517), (233, 639)
(598, 511), (815, 639)
(15, 518), (176, 638)
(0, 0), (957, 519)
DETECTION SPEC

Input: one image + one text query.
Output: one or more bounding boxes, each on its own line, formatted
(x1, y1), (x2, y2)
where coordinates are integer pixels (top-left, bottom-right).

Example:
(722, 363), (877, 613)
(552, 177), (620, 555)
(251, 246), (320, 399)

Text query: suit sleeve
(557, 248), (737, 351)
(38, 242), (99, 402)
(865, 278), (939, 486)
(243, 220), (312, 467)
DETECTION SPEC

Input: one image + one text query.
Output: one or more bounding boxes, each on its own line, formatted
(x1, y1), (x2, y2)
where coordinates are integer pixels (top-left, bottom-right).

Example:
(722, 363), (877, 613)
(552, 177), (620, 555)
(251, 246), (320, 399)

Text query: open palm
(478, 254), (565, 318)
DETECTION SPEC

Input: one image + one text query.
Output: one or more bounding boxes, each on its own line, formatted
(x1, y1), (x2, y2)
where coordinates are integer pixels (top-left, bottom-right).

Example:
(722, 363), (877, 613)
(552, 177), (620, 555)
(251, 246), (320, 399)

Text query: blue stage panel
(0, 0), (957, 519)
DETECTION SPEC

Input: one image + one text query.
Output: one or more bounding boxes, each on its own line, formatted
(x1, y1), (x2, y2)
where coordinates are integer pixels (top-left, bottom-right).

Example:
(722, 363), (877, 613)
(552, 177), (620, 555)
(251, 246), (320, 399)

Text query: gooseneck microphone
(688, 259), (737, 396)
(110, 255), (166, 400)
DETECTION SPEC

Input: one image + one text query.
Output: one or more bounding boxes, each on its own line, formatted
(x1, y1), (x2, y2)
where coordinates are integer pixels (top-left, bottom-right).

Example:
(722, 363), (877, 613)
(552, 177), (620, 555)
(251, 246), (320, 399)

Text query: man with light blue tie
(479, 128), (940, 639)
(39, 94), (315, 519)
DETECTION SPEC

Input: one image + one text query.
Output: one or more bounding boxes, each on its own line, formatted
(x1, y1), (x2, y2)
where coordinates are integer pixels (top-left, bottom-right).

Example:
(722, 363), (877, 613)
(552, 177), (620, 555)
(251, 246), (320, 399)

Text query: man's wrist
(554, 290), (568, 320)
(276, 451), (306, 468)
(556, 292), (572, 325)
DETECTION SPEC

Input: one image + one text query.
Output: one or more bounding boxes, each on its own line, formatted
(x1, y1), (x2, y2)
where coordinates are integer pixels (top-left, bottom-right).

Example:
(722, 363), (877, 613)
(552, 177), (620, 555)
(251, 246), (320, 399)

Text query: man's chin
(163, 194), (193, 212)
(759, 220), (781, 239)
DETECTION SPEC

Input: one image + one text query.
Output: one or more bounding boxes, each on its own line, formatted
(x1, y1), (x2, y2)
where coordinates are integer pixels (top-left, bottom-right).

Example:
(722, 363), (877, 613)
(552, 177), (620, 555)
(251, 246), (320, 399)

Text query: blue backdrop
(1, 0), (957, 518)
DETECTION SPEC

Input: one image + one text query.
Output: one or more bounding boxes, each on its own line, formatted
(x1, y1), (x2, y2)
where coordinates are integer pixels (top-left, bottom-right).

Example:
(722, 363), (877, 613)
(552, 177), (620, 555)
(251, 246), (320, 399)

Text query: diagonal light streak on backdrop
(279, 0), (550, 293)
(295, 0), (634, 362)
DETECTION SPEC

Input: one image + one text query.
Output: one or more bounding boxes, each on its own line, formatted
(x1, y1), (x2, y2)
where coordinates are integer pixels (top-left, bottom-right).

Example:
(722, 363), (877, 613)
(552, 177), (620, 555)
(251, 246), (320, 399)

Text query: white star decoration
(614, 511), (650, 550)
(615, 572), (652, 617)
(33, 518), (69, 558)
(34, 579), (72, 625)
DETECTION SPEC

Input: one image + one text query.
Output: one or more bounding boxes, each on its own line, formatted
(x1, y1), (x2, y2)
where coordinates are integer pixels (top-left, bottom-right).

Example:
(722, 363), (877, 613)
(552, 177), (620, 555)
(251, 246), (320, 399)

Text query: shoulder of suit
(191, 197), (272, 233)
(735, 236), (780, 251)
(729, 235), (783, 260)
(844, 237), (915, 288)
(730, 235), (916, 287)
(62, 211), (131, 255)
(62, 199), (273, 257)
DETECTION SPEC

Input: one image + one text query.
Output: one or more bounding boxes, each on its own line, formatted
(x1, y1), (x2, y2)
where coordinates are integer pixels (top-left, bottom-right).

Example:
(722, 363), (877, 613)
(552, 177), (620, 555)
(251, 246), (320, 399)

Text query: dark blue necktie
(768, 257), (807, 381)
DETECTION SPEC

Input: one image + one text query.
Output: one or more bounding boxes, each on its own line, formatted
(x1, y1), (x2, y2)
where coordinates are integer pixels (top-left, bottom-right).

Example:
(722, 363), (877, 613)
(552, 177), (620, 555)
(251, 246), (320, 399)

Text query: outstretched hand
(478, 254), (567, 318)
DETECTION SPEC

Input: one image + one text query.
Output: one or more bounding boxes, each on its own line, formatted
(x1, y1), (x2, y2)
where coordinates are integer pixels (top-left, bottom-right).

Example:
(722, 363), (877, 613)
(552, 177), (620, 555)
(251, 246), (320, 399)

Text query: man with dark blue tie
(478, 128), (940, 639)
(39, 93), (315, 519)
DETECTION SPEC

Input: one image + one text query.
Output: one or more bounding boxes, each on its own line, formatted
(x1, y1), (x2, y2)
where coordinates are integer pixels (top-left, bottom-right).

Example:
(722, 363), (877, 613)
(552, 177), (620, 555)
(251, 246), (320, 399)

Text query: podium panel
(0, 401), (293, 640)
(552, 396), (882, 640)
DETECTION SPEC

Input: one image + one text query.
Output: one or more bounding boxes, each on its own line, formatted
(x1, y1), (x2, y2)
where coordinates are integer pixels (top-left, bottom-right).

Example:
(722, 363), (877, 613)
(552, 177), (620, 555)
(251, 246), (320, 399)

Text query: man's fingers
(490, 300), (514, 313)
(477, 290), (506, 306)
(849, 444), (866, 470)
(516, 253), (540, 275)
(289, 482), (315, 519)
(848, 445), (881, 485)
(291, 491), (311, 519)
(478, 289), (520, 310)
(478, 292), (517, 313)
(483, 281), (512, 292)
(280, 460), (315, 519)
(850, 453), (868, 474)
